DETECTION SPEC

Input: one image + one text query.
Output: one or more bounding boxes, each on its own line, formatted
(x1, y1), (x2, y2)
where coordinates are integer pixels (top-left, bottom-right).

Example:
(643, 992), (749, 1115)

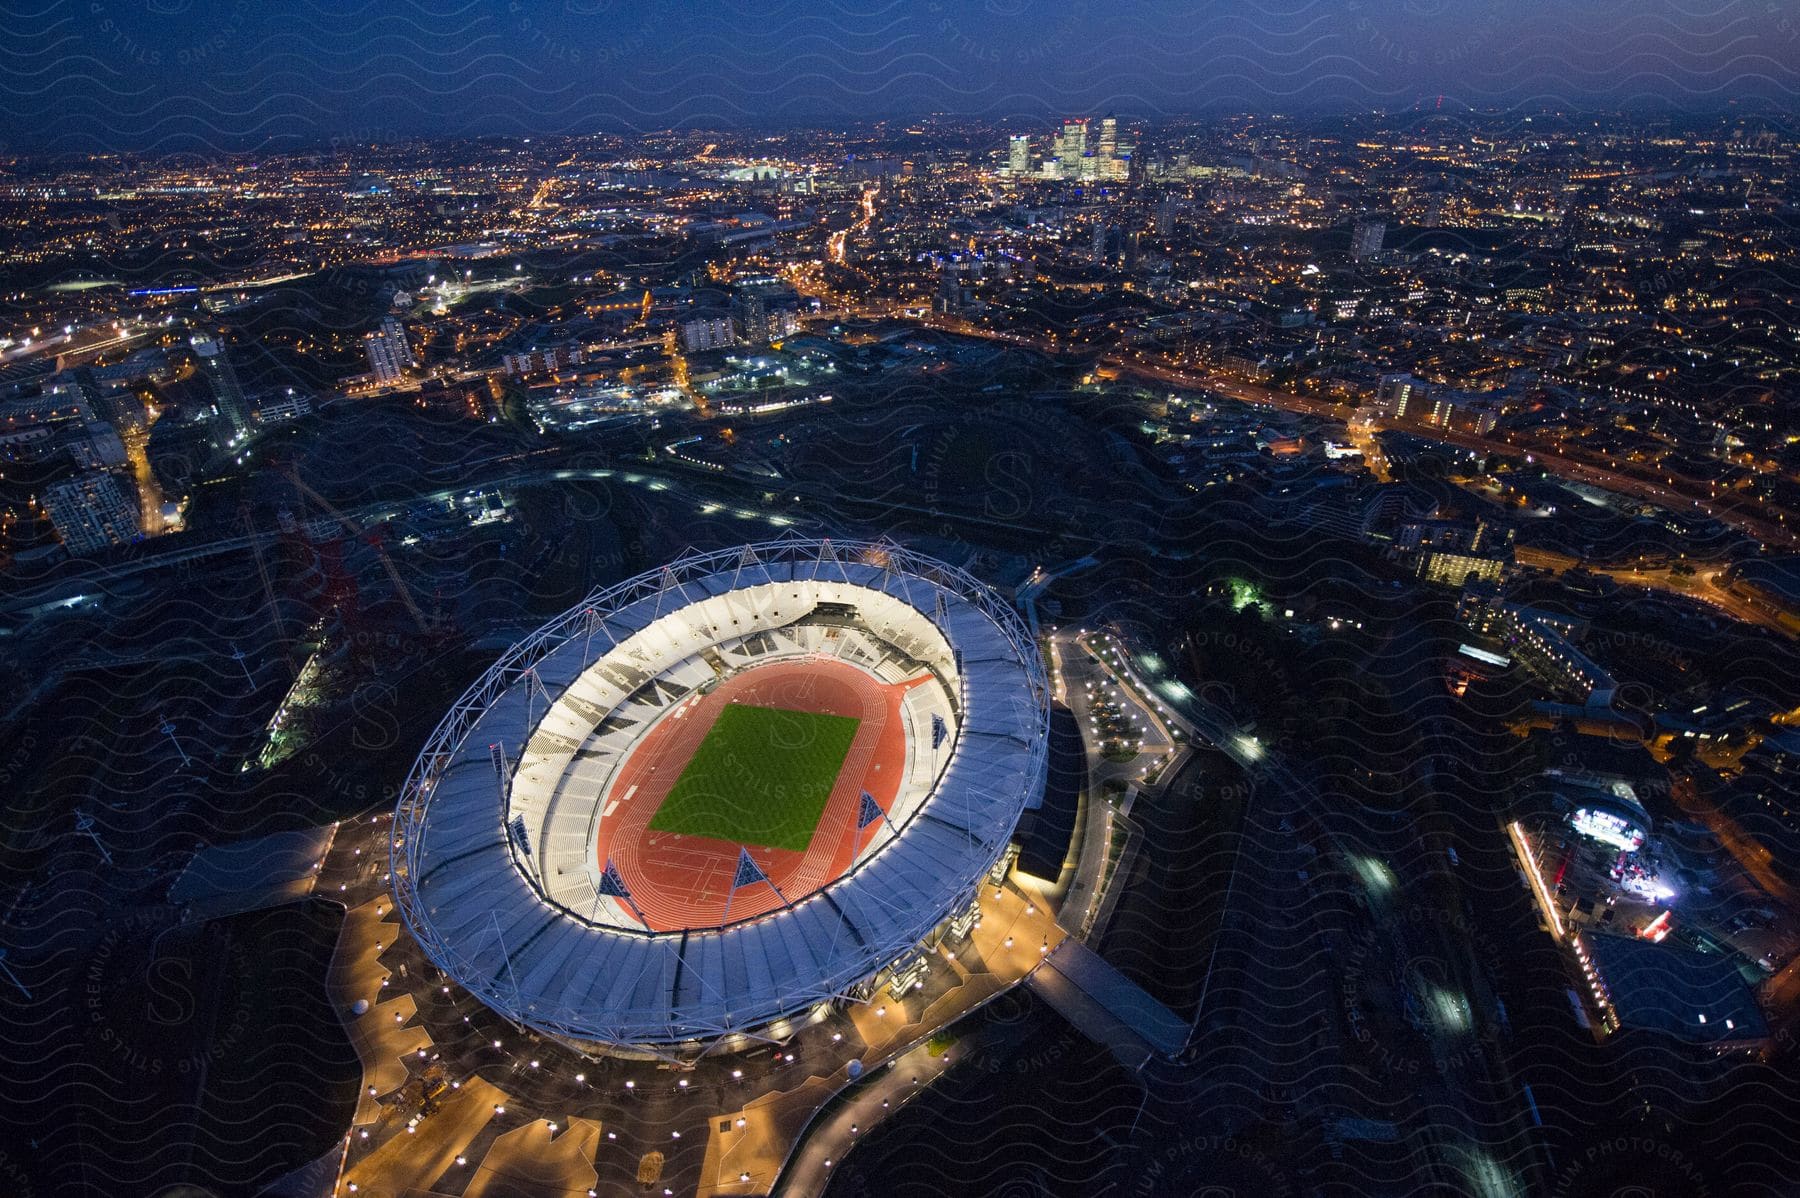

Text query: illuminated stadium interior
(519, 576), (963, 933)
(391, 538), (1047, 1049)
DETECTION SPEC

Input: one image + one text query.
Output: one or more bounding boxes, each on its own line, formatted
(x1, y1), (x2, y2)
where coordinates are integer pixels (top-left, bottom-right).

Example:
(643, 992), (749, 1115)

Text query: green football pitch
(648, 703), (861, 851)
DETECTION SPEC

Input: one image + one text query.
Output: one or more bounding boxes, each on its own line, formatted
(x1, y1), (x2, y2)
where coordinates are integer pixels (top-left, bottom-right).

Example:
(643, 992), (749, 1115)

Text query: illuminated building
(1416, 551), (1507, 588)
(681, 315), (736, 353)
(732, 287), (768, 345)
(729, 286), (797, 346)
(192, 336), (251, 437)
(1461, 598), (1616, 705)
(502, 344), (582, 377)
(40, 471), (139, 554)
(59, 367), (143, 439)
(1421, 396), (1499, 435)
(1351, 217), (1385, 260)
(363, 317), (414, 386)
(1379, 373), (1426, 417)
(253, 389), (313, 425)
(1568, 805), (1647, 853)
(1574, 931), (1769, 1051)
(1057, 119), (1087, 179)
(1008, 135), (1030, 175)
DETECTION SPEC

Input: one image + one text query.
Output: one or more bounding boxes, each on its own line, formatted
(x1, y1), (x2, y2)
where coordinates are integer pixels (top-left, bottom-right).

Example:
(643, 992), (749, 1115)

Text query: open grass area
(648, 702), (860, 851)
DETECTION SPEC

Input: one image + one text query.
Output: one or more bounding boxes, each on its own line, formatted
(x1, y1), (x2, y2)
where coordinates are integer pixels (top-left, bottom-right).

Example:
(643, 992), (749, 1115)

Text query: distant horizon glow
(3, 0), (1797, 153)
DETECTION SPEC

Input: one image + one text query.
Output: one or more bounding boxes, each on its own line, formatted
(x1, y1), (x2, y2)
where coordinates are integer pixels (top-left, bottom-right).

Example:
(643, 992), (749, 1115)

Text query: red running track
(598, 655), (931, 931)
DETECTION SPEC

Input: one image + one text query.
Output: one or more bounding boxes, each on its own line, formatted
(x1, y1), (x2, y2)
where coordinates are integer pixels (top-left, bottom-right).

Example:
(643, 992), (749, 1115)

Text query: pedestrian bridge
(1026, 938), (1188, 1069)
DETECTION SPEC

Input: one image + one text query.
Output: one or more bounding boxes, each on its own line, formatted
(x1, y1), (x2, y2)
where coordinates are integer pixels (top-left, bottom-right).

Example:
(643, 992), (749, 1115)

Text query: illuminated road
(829, 186), (877, 266)
(1512, 546), (1792, 637)
(880, 314), (1800, 552)
(788, 185), (880, 308)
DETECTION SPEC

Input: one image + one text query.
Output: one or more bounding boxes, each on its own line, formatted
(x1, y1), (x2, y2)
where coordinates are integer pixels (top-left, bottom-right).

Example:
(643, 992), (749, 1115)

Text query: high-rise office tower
(1008, 135), (1030, 175)
(1351, 217), (1386, 261)
(191, 336), (251, 438)
(1098, 115), (1118, 159)
(40, 471), (140, 553)
(1058, 119), (1087, 178)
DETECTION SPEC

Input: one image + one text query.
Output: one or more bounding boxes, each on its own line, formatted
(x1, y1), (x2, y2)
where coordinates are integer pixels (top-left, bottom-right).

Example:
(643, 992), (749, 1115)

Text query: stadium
(390, 538), (1049, 1053)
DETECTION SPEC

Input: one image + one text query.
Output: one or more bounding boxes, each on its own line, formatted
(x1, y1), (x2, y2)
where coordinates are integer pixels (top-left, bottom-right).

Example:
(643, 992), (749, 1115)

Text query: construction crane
(283, 469), (432, 633)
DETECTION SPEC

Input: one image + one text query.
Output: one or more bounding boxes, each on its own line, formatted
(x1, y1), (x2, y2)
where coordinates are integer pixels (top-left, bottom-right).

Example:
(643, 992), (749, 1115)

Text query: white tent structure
(390, 538), (1048, 1050)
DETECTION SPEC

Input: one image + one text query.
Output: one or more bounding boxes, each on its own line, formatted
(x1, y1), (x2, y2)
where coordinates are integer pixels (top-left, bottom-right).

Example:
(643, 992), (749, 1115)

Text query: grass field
(648, 702), (861, 851)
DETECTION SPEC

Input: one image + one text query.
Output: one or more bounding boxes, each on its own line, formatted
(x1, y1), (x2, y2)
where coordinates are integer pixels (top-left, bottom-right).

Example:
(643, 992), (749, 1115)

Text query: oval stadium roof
(390, 538), (1048, 1047)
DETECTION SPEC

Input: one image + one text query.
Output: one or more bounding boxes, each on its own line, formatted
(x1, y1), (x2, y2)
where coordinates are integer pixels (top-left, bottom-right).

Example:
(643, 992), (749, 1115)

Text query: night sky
(4, 0), (1799, 153)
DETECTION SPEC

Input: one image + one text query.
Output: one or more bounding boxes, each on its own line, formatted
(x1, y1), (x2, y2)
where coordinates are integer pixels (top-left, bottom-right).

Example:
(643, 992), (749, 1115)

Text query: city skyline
(4, 0), (1800, 152)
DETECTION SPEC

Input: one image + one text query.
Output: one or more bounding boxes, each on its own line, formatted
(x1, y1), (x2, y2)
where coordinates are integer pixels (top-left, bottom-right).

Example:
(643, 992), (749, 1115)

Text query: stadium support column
(486, 910), (525, 1023)
(490, 742), (509, 799)
(581, 607), (608, 668)
(524, 667), (550, 737)
(729, 543), (761, 592)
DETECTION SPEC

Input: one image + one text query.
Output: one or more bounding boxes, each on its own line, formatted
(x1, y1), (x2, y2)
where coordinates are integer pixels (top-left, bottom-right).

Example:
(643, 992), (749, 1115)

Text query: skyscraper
(1351, 218), (1386, 261)
(1008, 135), (1030, 175)
(1058, 119), (1087, 179)
(40, 471), (140, 554)
(1098, 115), (1118, 160)
(191, 336), (250, 438)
